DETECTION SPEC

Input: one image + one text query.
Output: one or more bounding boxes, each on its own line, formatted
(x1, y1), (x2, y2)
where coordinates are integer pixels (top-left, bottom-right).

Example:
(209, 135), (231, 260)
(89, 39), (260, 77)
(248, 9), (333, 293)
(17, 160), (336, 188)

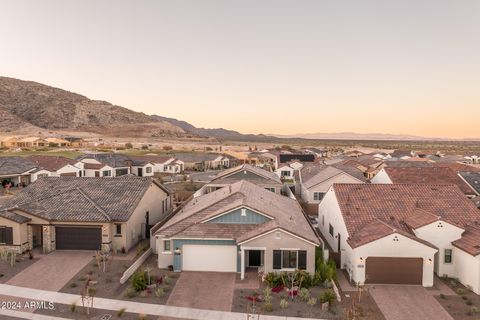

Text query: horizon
(1, 1), (480, 139)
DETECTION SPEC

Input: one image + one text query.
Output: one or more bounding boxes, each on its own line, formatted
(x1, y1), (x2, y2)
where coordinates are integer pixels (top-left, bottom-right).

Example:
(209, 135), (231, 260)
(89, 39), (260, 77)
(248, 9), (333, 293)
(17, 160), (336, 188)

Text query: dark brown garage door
(366, 257), (423, 285)
(55, 226), (102, 250)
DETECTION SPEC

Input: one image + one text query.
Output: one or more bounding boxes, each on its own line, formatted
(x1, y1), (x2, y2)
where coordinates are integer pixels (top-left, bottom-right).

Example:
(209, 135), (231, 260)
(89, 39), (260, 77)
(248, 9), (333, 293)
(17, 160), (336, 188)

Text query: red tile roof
(25, 155), (78, 172)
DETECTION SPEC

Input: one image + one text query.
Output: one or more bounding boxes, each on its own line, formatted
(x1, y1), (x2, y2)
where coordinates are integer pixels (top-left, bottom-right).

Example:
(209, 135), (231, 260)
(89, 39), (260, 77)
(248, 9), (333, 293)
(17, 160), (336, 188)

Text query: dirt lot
(435, 277), (480, 319)
(0, 253), (39, 283)
(60, 254), (179, 305)
(232, 282), (384, 319)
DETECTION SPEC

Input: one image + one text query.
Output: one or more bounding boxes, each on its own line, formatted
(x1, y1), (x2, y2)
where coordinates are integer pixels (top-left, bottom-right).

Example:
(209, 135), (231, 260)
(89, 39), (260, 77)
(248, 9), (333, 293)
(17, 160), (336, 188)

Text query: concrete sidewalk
(0, 283), (323, 320)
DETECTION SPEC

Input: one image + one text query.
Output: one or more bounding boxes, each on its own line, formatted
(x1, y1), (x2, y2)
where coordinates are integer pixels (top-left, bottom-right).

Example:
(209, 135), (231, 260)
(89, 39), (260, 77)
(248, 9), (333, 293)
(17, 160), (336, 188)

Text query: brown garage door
(366, 257), (423, 285)
(55, 226), (102, 250)
(60, 172), (77, 177)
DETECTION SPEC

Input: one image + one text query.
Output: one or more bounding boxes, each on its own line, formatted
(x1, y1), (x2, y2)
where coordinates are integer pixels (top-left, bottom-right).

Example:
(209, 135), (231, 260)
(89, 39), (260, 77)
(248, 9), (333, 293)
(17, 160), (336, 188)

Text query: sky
(1, 1), (479, 139)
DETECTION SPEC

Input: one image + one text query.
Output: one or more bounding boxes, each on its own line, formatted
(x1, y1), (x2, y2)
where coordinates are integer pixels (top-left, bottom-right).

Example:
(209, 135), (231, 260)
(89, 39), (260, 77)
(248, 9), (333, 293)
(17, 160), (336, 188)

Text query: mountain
(270, 132), (438, 141)
(0, 76), (186, 137)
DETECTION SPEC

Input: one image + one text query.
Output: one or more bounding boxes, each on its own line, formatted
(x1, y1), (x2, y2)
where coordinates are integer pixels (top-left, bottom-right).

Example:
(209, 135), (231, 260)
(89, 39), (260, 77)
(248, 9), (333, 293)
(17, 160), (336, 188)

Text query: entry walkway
(0, 283), (321, 320)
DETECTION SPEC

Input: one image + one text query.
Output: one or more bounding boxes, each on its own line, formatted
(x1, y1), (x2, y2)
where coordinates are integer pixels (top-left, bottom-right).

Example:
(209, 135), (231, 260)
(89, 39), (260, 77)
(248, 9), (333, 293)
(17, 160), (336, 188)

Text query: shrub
(263, 302), (273, 312)
(439, 294), (446, 299)
(456, 288), (467, 295)
(307, 297), (317, 307)
(155, 287), (165, 297)
(465, 299), (473, 306)
(462, 295), (468, 300)
(125, 288), (136, 298)
(264, 272), (283, 288)
(69, 282), (77, 288)
(138, 314), (146, 320)
(279, 298), (289, 309)
(471, 306), (480, 314)
(70, 302), (76, 313)
(117, 308), (126, 317)
(297, 270), (314, 288)
(319, 289), (335, 305)
(299, 288), (310, 301)
(125, 143), (133, 149)
(131, 270), (148, 292)
(164, 275), (172, 285)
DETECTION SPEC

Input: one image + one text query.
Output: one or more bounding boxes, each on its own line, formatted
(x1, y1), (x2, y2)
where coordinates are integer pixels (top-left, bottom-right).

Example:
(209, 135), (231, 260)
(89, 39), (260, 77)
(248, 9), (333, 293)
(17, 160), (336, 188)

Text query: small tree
(125, 142), (133, 149)
(80, 277), (95, 315)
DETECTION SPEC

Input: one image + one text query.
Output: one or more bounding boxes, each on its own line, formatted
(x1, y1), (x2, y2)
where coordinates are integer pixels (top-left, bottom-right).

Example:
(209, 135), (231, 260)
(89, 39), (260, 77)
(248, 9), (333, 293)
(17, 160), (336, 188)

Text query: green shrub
(297, 270), (314, 288)
(456, 288), (467, 295)
(299, 288), (310, 301)
(117, 308), (126, 317)
(131, 270), (148, 292)
(155, 287), (165, 297)
(69, 282), (77, 288)
(462, 295), (468, 300)
(164, 275), (172, 285)
(70, 302), (76, 313)
(465, 299), (473, 306)
(125, 287), (137, 298)
(263, 302), (273, 312)
(307, 297), (317, 307)
(279, 298), (289, 309)
(471, 306), (480, 314)
(319, 289), (336, 305)
(264, 272), (283, 288)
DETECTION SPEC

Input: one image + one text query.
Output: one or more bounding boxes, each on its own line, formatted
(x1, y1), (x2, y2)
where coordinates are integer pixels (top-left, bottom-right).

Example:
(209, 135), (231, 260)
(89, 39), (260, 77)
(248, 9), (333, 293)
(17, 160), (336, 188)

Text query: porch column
(240, 247), (245, 280)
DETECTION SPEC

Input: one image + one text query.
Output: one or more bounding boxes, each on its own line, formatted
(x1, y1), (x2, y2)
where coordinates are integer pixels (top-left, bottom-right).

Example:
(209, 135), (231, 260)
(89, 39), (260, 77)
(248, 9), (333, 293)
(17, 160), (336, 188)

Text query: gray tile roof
(300, 163), (366, 189)
(0, 157), (38, 175)
(459, 172), (480, 195)
(0, 176), (167, 222)
(156, 180), (319, 245)
(212, 164), (281, 184)
(76, 153), (132, 168)
(0, 209), (31, 223)
(173, 152), (223, 163)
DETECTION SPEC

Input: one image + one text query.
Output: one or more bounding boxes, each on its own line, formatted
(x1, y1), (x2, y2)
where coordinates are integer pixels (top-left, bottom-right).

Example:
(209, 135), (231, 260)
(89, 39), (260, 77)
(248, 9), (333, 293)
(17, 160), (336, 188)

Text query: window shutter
(273, 250), (281, 269)
(0, 228), (5, 243)
(298, 250), (307, 270)
(5, 227), (13, 245)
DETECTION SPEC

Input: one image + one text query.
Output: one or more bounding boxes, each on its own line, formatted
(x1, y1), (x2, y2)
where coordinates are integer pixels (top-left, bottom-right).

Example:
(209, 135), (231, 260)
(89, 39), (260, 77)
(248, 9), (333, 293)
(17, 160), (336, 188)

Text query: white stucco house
(26, 156), (84, 180)
(318, 183), (480, 293)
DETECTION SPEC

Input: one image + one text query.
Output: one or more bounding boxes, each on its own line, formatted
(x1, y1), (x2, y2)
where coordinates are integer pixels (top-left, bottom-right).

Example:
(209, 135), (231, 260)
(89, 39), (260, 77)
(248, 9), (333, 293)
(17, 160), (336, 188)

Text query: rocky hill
(0, 76), (186, 137)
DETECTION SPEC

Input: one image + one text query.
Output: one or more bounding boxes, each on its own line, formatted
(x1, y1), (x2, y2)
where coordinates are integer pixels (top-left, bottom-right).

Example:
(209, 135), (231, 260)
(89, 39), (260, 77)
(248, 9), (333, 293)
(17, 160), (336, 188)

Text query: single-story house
(196, 164), (283, 196)
(77, 154), (132, 177)
(155, 180), (320, 278)
(25, 155), (84, 179)
(174, 153), (234, 171)
(44, 137), (71, 147)
(372, 167), (478, 198)
(0, 157), (38, 187)
(129, 155), (185, 174)
(318, 183), (480, 293)
(0, 176), (172, 253)
(297, 163), (365, 215)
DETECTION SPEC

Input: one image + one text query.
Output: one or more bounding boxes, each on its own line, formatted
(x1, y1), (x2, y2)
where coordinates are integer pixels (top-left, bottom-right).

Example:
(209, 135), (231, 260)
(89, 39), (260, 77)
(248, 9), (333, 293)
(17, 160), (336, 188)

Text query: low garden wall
(120, 247), (152, 284)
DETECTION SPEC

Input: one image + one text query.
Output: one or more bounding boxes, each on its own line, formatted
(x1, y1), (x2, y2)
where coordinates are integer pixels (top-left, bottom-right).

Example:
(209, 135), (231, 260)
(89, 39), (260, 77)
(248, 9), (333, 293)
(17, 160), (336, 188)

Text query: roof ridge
(75, 187), (111, 221)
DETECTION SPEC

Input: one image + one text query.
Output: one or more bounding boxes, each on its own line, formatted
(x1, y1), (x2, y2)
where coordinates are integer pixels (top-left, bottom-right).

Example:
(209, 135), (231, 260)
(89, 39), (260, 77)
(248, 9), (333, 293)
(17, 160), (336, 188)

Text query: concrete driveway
(7, 251), (93, 291)
(167, 272), (236, 311)
(369, 285), (453, 320)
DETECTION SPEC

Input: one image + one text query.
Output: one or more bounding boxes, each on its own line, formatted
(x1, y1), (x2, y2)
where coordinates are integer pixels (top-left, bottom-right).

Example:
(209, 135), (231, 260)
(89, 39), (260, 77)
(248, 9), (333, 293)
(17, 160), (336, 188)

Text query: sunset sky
(1, 1), (479, 138)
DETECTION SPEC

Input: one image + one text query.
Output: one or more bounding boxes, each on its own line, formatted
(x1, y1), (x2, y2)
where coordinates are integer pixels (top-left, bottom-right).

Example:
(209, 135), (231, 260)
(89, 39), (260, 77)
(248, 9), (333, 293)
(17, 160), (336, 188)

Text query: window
(281, 171), (291, 177)
(146, 167), (152, 174)
(265, 187), (275, 192)
(314, 192), (325, 201)
(115, 224), (122, 235)
(0, 227), (13, 245)
(329, 224), (334, 237)
(282, 250), (297, 269)
(103, 170), (111, 177)
(164, 240), (171, 252)
(322, 215), (325, 226)
(444, 249), (453, 264)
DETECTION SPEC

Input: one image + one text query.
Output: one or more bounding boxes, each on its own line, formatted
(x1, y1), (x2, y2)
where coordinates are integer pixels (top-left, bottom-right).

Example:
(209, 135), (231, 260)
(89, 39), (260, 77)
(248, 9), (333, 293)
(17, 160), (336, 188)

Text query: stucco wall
(240, 230), (317, 274)
(370, 169), (393, 184)
(302, 173), (363, 204)
(453, 247), (480, 294)
(0, 218), (28, 249)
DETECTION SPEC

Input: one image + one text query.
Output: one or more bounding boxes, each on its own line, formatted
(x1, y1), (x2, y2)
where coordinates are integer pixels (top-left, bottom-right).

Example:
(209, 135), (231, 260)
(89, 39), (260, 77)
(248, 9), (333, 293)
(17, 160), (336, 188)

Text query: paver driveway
(167, 272), (236, 311)
(369, 285), (453, 320)
(7, 251), (93, 291)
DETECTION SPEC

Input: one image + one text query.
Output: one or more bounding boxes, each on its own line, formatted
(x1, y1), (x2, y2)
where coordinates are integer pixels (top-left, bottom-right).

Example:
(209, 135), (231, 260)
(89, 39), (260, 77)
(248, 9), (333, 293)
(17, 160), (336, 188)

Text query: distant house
(0, 157), (38, 187)
(77, 154), (132, 177)
(155, 180), (320, 278)
(464, 155), (480, 164)
(318, 183), (480, 293)
(0, 176), (172, 253)
(64, 137), (85, 147)
(298, 164), (365, 215)
(26, 155), (84, 179)
(17, 137), (48, 148)
(0, 137), (21, 148)
(389, 149), (412, 160)
(129, 155), (184, 174)
(305, 148), (328, 158)
(174, 153), (234, 171)
(277, 153), (315, 169)
(372, 167), (478, 198)
(196, 164), (283, 196)
(45, 137), (71, 147)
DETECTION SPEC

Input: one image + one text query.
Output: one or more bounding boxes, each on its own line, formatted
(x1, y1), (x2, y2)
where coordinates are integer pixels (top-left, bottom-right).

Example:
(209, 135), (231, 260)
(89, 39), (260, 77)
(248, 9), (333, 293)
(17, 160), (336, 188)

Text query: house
(0, 137), (21, 148)
(129, 155), (184, 174)
(372, 167), (478, 198)
(0, 176), (172, 253)
(275, 163), (296, 180)
(297, 163), (365, 215)
(318, 183), (480, 293)
(0, 157), (38, 187)
(155, 180), (320, 278)
(25, 156), (84, 179)
(277, 153), (315, 169)
(174, 153), (233, 171)
(17, 137), (48, 148)
(305, 148), (328, 158)
(464, 155), (480, 164)
(64, 137), (85, 147)
(77, 154), (132, 177)
(389, 149), (412, 160)
(44, 137), (71, 147)
(196, 164), (283, 196)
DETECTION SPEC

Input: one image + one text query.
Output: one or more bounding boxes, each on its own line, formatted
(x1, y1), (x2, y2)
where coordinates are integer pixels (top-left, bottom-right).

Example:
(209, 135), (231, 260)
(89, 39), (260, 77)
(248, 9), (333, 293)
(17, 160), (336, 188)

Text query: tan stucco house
(0, 176), (171, 254)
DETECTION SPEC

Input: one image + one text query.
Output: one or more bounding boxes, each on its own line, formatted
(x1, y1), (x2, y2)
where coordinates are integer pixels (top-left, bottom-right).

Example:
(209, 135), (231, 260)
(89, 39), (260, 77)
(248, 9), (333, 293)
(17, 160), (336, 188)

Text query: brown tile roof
(156, 180), (319, 244)
(333, 184), (480, 250)
(383, 167), (477, 195)
(452, 225), (480, 256)
(25, 155), (78, 172)
(404, 208), (442, 229)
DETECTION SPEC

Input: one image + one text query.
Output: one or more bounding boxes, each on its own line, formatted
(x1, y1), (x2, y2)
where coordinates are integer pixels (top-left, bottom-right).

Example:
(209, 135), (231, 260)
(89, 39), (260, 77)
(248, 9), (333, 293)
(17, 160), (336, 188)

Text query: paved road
(7, 251), (93, 291)
(167, 272), (236, 311)
(369, 285), (453, 320)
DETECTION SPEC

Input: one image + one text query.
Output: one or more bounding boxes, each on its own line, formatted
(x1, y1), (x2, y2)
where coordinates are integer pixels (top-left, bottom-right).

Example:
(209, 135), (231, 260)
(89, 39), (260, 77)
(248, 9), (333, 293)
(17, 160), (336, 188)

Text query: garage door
(55, 226), (102, 250)
(366, 257), (423, 285)
(182, 244), (237, 272)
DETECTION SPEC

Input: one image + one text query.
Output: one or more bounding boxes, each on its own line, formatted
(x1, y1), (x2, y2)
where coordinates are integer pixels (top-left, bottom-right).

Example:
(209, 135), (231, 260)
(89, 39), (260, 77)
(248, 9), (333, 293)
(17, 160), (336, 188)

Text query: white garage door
(182, 244), (237, 272)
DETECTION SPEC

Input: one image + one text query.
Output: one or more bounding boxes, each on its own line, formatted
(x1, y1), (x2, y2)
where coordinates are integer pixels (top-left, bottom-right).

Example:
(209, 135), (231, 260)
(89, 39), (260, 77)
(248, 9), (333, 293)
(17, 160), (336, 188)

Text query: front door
(249, 250), (261, 267)
(138, 168), (143, 177)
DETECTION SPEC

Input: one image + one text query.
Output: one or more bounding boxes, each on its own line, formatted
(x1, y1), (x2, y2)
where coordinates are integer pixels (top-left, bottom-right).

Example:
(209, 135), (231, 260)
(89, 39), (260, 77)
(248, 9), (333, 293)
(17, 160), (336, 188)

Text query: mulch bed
(232, 282), (385, 319)
(435, 277), (480, 319)
(0, 253), (39, 283)
(35, 303), (157, 319)
(60, 254), (179, 305)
